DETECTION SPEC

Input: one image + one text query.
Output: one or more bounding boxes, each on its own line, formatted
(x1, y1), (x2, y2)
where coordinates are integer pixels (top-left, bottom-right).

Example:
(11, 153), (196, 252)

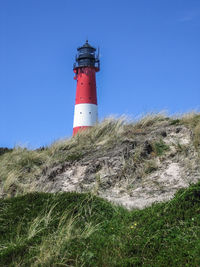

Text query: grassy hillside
(0, 182), (200, 266)
(0, 113), (200, 266)
(0, 113), (200, 199)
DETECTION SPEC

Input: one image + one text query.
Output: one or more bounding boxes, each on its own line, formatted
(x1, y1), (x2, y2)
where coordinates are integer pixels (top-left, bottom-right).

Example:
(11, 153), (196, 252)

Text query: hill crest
(1, 113), (200, 209)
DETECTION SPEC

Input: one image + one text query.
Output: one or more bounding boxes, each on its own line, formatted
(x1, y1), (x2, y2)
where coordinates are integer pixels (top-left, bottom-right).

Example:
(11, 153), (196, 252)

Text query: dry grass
(181, 113), (200, 149)
(0, 113), (200, 198)
(27, 203), (57, 240)
(0, 148), (49, 196)
(135, 112), (168, 128)
(31, 205), (101, 267)
(0, 117), (128, 197)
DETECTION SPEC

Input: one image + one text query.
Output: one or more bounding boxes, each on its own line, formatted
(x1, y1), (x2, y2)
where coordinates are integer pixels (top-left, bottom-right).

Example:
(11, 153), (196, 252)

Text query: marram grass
(0, 113), (200, 198)
(0, 182), (200, 266)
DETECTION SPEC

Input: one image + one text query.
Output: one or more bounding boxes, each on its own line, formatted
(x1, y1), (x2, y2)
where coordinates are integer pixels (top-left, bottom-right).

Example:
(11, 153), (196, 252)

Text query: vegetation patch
(170, 119), (180, 125)
(152, 139), (170, 156)
(0, 182), (200, 266)
(0, 113), (200, 265)
(0, 148), (13, 157)
(65, 152), (83, 162)
(182, 113), (200, 149)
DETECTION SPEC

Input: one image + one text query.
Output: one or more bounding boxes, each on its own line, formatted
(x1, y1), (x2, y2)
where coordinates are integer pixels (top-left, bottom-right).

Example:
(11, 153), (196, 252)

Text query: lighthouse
(73, 40), (100, 135)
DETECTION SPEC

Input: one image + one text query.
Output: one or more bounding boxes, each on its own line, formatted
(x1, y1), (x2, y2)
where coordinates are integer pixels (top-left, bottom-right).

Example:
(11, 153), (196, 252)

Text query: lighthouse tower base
(73, 103), (98, 135)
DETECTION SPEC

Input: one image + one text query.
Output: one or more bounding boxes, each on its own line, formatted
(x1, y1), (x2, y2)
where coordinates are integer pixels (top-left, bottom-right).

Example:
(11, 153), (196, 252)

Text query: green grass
(170, 119), (181, 125)
(152, 139), (170, 156)
(0, 182), (200, 266)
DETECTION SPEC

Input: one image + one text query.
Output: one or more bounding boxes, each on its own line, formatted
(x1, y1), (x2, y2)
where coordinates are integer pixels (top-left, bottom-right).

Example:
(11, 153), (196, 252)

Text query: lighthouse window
(80, 112), (82, 114)
(89, 112), (91, 114)
(81, 82), (83, 85)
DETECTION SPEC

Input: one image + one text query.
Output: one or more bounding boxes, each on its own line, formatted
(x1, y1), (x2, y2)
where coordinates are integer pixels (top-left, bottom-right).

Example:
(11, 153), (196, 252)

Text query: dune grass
(0, 113), (200, 198)
(0, 182), (200, 266)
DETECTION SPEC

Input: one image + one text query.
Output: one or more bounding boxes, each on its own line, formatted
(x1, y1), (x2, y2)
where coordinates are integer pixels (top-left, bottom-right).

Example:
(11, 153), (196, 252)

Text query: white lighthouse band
(73, 103), (98, 128)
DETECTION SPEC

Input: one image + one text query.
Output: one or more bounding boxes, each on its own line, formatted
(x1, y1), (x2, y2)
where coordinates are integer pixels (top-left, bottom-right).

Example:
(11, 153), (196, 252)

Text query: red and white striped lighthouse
(73, 40), (100, 135)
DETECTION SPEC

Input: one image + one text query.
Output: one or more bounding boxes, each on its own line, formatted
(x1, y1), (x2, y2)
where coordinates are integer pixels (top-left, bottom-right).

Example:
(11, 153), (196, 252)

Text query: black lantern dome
(73, 40), (100, 70)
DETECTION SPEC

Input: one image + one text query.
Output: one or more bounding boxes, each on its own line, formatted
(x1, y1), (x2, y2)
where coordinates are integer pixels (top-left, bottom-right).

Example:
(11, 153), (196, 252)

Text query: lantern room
(73, 40), (100, 70)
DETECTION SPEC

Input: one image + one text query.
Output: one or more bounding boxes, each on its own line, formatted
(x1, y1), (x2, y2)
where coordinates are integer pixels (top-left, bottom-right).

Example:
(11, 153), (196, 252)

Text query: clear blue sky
(0, 0), (200, 148)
